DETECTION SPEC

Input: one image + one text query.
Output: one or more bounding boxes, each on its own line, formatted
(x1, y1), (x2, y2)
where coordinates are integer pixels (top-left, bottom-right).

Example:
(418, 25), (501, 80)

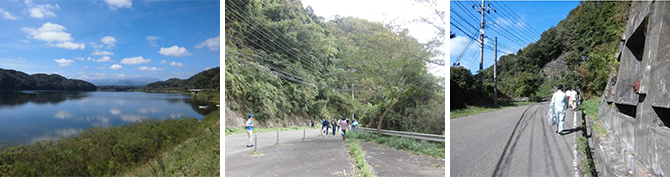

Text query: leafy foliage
(225, 0), (444, 134)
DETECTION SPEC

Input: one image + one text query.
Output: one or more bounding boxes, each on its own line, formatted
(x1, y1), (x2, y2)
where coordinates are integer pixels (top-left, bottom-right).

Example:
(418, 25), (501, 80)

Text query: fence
(357, 127), (445, 143)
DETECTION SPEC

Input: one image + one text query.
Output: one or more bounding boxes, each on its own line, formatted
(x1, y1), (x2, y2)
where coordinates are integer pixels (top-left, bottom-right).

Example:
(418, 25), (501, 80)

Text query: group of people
(549, 84), (581, 136)
(243, 114), (362, 147)
(321, 118), (359, 140)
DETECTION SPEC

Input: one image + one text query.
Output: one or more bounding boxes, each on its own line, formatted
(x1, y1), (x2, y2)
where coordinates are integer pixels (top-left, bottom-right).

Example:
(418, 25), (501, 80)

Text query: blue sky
(0, 0), (220, 81)
(450, 1), (580, 74)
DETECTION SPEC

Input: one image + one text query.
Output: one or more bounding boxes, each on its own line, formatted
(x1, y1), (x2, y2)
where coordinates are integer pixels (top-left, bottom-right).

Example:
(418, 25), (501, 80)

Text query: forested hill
(0, 68), (96, 91)
(451, 1), (630, 107)
(225, 0), (444, 134)
(141, 67), (220, 91)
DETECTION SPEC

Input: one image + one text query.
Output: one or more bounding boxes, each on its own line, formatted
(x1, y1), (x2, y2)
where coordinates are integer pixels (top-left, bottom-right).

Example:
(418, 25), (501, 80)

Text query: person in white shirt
(550, 85), (568, 135)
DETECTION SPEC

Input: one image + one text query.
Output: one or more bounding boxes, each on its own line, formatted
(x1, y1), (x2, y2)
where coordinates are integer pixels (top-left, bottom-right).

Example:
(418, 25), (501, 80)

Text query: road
(450, 103), (580, 176)
(225, 128), (322, 156)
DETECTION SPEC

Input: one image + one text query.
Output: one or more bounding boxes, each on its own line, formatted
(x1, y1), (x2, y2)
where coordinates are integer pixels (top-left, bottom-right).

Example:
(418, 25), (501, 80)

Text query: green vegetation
(347, 132), (444, 159)
(140, 67), (220, 93)
(0, 68), (96, 91)
(224, 126), (316, 136)
(451, 2), (631, 109)
(225, 0), (444, 135)
(450, 101), (533, 119)
(346, 138), (373, 177)
(0, 110), (220, 176)
(576, 135), (596, 177)
(97, 85), (142, 92)
(581, 97), (607, 135)
(126, 125), (219, 176)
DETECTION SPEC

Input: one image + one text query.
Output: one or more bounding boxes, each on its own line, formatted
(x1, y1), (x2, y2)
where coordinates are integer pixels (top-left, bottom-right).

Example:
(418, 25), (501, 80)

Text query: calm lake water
(0, 91), (215, 145)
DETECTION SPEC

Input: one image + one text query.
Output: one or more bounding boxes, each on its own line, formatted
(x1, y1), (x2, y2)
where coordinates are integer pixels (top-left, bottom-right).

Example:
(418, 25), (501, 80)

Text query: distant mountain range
(85, 77), (162, 86)
(0, 68), (96, 91)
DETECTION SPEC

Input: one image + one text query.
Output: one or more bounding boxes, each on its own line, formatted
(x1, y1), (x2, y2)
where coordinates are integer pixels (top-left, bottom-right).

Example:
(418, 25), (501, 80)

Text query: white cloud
(195, 36), (220, 51)
(450, 36), (472, 56)
(89, 42), (104, 49)
(170, 61), (184, 67)
(96, 66), (106, 69)
(82, 66), (89, 69)
(158, 45), (192, 57)
(52, 41), (85, 50)
(25, 0), (59, 19)
(146, 36), (161, 47)
(92, 49), (114, 56)
(95, 56), (113, 62)
(110, 64), (122, 70)
(104, 0), (132, 9)
(137, 66), (163, 72)
(53, 110), (72, 119)
(0, 8), (19, 20)
(73, 57), (85, 61)
(159, 60), (167, 64)
(120, 114), (144, 122)
(22, 22), (72, 42)
(17, 57), (25, 60)
(54, 58), (74, 66)
(21, 40), (31, 43)
(23, 22), (85, 50)
(101, 36), (117, 49)
(110, 109), (122, 115)
(120, 56), (150, 65)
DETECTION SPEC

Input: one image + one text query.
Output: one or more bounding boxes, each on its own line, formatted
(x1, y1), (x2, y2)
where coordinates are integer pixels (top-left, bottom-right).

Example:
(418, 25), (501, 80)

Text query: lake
(0, 91), (215, 145)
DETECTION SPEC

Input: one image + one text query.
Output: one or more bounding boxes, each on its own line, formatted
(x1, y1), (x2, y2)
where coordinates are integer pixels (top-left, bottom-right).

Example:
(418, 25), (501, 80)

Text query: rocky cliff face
(225, 102), (313, 129)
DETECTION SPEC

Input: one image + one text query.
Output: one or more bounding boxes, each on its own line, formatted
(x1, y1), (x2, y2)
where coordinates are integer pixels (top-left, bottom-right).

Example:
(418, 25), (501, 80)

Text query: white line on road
(573, 111), (580, 177)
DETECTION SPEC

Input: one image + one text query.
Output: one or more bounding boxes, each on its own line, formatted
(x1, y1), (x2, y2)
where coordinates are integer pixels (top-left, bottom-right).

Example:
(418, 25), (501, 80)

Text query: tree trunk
(377, 100), (396, 135)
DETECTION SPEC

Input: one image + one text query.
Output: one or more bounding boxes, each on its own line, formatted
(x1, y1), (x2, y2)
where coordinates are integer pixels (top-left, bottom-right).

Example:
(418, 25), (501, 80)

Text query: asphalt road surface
(450, 103), (580, 177)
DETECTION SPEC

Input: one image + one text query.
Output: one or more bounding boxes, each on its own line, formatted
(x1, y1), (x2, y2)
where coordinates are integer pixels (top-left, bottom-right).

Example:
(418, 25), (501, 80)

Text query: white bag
(547, 111), (556, 126)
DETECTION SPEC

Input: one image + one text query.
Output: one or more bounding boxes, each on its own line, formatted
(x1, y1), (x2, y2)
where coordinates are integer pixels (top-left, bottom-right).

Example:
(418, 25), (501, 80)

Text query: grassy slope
(124, 110), (220, 176)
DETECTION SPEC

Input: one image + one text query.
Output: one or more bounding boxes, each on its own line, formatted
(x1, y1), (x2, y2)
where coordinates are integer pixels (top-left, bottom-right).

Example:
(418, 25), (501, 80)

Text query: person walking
(575, 87), (582, 110)
(550, 85), (568, 136)
(339, 118), (349, 140)
(332, 118), (338, 136)
(245, 114), (255, 147)
(352, 120), (359, 133)
(322, 118), (331, 135)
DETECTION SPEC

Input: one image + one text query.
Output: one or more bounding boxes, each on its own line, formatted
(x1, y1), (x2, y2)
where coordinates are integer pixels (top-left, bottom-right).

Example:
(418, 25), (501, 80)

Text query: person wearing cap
(246, 114), (255, 147)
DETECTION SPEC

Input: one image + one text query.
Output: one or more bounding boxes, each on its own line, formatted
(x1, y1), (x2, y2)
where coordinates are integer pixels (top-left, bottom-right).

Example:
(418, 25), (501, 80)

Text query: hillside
(225, 0), (444, 134)
(451, 1), (631, 106)
(0, 68), (97, 91)
(141, 67), (220, 92)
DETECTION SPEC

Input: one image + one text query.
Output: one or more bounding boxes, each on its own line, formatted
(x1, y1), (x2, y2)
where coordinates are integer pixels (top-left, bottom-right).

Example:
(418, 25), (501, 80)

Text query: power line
(492, 1), (543, 38)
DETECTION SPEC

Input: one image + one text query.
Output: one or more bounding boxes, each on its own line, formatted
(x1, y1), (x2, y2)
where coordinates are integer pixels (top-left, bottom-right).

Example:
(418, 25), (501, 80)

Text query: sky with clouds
(450, 1), (580, 74)
(0, 0), (220, 81)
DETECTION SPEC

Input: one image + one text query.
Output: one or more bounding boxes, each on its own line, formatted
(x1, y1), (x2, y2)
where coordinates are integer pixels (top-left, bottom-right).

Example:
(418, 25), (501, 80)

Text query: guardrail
(357, 127), (445, 143)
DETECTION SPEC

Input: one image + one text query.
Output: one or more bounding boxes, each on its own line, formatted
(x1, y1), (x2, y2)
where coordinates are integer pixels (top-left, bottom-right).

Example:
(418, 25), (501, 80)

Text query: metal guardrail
(357, 127), (445, 143)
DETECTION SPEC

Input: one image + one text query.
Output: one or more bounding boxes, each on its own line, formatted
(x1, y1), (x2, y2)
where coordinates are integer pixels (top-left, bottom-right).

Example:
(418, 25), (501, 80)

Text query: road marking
(573, 111), (579, 177)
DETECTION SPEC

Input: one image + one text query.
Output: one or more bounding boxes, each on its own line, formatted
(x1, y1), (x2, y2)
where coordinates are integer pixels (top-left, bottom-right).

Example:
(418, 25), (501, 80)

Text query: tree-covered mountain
(141, 67), (220, 91)
(451, 1), (631, 107)
(0, 68), (97, 91)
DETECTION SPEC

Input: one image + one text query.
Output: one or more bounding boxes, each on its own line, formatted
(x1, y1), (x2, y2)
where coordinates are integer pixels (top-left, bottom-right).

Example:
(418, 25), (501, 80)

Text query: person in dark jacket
(321, 118), (331, 135)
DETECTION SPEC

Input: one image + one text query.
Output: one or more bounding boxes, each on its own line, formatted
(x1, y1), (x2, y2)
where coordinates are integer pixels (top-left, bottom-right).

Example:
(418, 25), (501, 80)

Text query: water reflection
(0, 91), (214, 145)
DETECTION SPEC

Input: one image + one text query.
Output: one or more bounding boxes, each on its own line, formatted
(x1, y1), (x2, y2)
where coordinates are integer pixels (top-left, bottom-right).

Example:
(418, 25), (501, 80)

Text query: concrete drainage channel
(575, 111), (598, 177)
(583, 112), (634, 176)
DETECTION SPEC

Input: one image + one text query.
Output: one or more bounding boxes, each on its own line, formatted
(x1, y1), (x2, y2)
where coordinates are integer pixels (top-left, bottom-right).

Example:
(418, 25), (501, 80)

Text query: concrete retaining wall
(596, 1), (670, 176)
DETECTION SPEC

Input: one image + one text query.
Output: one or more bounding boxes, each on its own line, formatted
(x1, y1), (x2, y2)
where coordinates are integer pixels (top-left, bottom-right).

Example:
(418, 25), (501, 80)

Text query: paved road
(225, 131), (358, 177)
(225, 128), (322, 156)
(450, 103), (580, 176)
(359, 141), (445, 177)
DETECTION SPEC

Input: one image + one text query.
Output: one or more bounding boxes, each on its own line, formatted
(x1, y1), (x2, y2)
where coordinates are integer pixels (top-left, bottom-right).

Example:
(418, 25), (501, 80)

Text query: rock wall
(598, 1), (670, 176)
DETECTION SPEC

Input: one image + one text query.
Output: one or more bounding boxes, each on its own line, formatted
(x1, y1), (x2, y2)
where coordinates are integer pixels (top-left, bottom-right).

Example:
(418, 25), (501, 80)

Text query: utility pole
(494, 37), (498, 106)
(474, 0), (495, 72)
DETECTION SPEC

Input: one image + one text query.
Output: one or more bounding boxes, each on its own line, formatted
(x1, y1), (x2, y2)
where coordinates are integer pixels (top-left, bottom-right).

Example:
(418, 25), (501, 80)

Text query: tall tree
(332, 17), (432, 134)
